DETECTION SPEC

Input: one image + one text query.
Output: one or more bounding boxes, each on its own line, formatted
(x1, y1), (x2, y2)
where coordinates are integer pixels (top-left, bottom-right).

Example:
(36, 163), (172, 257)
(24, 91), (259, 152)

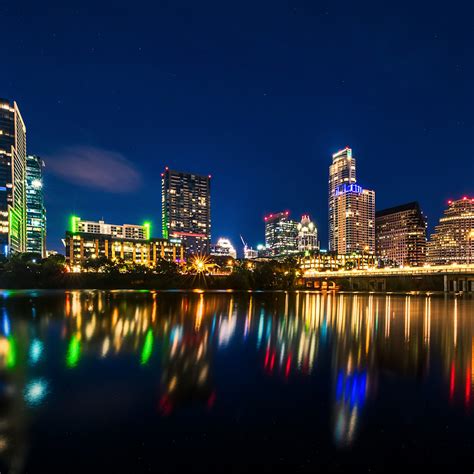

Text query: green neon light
(6, 336), (17, 370)
(69, 215), (80, 233)
(143, 221), (152, 240)
(66, 335), (81, 368)
(140, 330), (154, 365)
(162, 210), (169, 239)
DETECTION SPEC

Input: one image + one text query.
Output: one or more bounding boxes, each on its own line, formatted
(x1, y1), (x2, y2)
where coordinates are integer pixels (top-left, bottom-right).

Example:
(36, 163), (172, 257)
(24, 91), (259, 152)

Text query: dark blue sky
(2, 0), (473, 253)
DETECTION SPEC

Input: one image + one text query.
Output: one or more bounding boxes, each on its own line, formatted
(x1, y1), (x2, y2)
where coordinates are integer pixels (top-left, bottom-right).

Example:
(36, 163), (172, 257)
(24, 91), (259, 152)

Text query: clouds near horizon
(46, 146), (142, 193)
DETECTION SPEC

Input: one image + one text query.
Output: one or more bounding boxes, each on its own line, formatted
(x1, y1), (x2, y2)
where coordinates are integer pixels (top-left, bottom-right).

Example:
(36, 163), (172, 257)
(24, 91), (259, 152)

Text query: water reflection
(0, 290), (473, 470)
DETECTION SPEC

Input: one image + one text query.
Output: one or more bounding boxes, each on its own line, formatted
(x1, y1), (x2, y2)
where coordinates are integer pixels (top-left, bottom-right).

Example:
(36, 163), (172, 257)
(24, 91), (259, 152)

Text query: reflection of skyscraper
(0, 99), (27, 256)
(159, 296), (214, 414)
(26, 155), (46, 257)
(161, 168), (211, 256)
(328, 147), (375, 254)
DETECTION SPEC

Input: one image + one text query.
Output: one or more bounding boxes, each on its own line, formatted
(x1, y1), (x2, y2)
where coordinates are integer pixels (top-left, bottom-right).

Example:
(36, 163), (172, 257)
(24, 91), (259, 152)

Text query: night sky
(2, 0), (473, 254)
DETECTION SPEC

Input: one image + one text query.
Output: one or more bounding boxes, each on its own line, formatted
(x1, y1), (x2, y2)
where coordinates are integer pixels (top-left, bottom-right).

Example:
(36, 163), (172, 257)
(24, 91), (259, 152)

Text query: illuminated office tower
(375, 202), (427, 267)
(264, 211), (298, 257)
(0, 99), (27, 256)
(26, 155), (46, 257)
(427, 197), (474, 265)
(297, 215), (318, 253)
(328, 147), (375, 254)
(329, 147), (356, 252)
(162, 168), (211, 255)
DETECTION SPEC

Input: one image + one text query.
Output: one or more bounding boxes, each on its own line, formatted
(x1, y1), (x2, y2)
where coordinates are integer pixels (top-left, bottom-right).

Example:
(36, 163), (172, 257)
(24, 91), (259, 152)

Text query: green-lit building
(0, 98), (27, 256)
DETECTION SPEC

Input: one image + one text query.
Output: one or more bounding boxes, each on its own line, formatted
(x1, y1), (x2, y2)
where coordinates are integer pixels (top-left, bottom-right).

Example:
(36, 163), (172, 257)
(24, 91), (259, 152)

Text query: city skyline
(1, 1), (472, 254)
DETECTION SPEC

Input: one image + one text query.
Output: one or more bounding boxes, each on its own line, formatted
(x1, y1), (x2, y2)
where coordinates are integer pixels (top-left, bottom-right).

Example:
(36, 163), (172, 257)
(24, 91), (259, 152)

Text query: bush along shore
(0, 254), (299, 290)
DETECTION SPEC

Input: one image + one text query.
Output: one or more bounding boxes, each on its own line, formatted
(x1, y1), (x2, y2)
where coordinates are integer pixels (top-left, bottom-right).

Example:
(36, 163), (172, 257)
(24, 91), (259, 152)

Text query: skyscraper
(264, 211), (298, 257)
(427, 197), (474, 265)
(26, 155), (46, 257)
(297, 215), (318, 253)
(0, 99), (27, 256)
(375, 202), (427, 267)
(162, 168), (211, 255)
(328, 147), (375, 254)
(210, 238), (237, 259)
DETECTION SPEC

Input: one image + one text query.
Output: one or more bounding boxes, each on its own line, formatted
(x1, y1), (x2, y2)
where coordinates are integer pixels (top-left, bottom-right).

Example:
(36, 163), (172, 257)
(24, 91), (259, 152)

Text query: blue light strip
(334, 183), (363, 196)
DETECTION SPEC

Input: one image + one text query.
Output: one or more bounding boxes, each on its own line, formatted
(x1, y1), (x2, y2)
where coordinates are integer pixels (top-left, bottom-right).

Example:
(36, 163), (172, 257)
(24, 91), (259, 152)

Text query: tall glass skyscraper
(264, 211), (298, 257)
(161, 168), (211, 256)
(328, 147), (375, 254)
(0, 98), (27, 256)
(26, 155), (46, 257)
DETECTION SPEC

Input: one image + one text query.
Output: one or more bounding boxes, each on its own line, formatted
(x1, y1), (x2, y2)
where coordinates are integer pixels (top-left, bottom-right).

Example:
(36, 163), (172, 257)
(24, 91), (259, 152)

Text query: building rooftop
(376, 201), (421, 218)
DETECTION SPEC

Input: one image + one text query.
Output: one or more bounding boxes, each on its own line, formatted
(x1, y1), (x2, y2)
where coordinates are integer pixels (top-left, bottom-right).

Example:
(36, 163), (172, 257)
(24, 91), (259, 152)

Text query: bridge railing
(303, 264), (474, 278)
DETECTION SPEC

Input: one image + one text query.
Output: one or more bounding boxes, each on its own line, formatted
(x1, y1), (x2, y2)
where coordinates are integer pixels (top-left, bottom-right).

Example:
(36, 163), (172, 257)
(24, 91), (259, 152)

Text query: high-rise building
(264, 211), (298, 257)
(161, 168), (211, 256)
(0, 99), (27, 256)
(375, 202), (427, 267)
(427, 197), (474, 265)
(297, 215), (318, 253)
(328, 147), (375, 254)
(26, 155), (46, 257)
(210, 238), (237, 259)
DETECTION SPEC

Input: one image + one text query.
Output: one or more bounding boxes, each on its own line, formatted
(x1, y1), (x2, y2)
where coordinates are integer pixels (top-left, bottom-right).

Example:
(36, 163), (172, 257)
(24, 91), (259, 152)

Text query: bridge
(301, 264), (474, 292)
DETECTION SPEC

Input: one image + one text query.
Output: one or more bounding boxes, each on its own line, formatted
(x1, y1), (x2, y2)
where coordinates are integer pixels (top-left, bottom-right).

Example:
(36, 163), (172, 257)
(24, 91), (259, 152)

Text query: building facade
(65, 232), (184, 268)
(264, 211), (298, 257)
(328, 148), (375, 254)
(298, 251), (377, 273)
(26, 155), (46, 257)
(243, 245), (258, 260)
(375, 202), (427, 267)
(162, 168), (211, 255)
(427, 197), (474, 265)
(297, 215), (318, 253)
(70, 217), (150, 240)
(0, 99), (27, 256)
(210, 238), (237, 259)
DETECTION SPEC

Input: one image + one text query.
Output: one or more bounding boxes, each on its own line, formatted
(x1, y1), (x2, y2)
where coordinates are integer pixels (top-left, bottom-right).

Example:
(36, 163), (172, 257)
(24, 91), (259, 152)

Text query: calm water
(0, 290), (473, 472)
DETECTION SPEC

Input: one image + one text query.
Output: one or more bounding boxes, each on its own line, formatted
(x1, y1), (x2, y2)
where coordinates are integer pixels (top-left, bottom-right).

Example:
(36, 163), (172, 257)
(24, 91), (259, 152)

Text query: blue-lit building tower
(328, 147), (375, 254)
